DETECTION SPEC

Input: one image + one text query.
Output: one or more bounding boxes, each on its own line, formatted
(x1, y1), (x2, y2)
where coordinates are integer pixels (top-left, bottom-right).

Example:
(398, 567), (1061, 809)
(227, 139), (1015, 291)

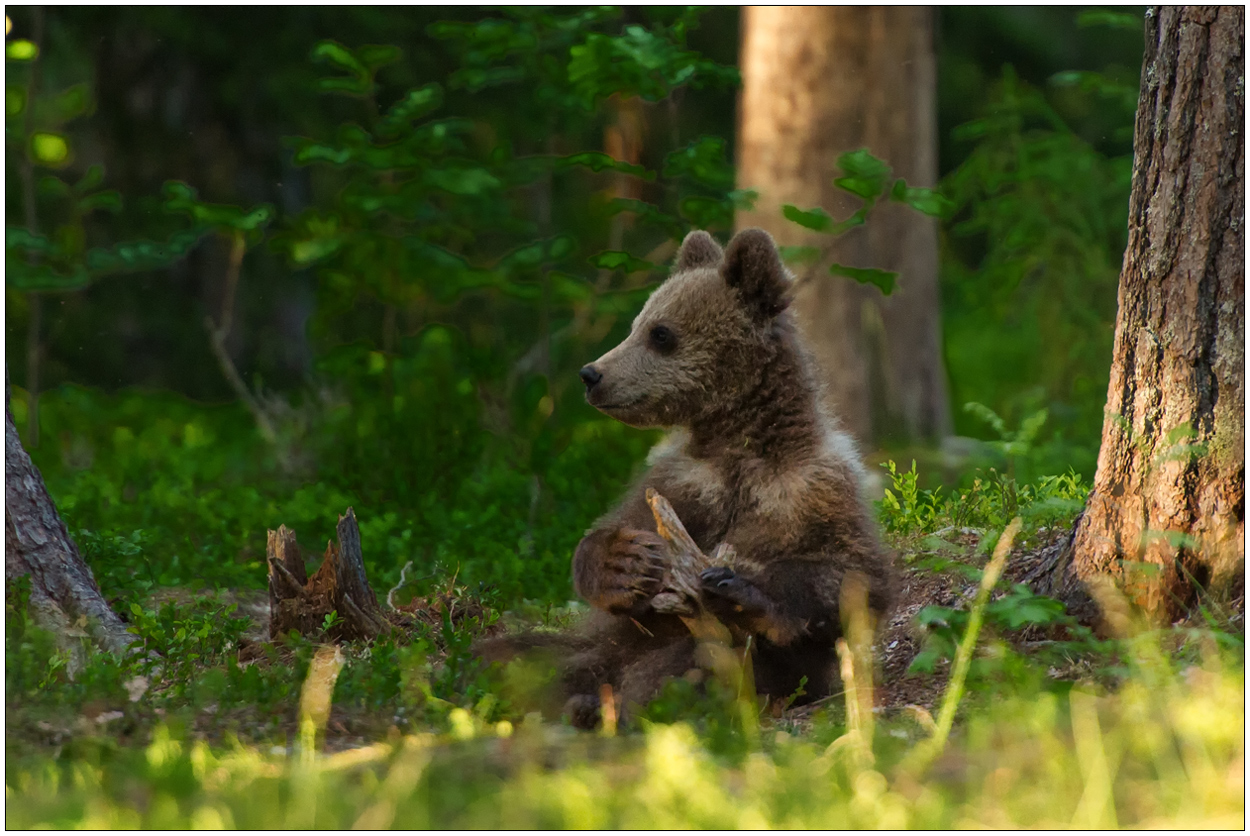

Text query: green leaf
(78, 190), (123, 214)
(782, 204), (835, 234)
(446, 66), (526, 93)
(6, 226), (52, 253)
(507, 242), (547, 268)
(50, 84), (91, 122)
(729, 189), (758, 211)
(356, 44), (401, 70)
(292, 143), (353, 166)
(380, 84), (443, 133)
(777, 245), (822, 266)
(557, 152), (654, 180)
(589, 251), (654, 273)
(6, 40), (38, 61)
(31, 133), (70, 166)
(6, 84), (25, 116)
(833, 149), (892, 200)
(425, 167), (501, 195)
(163, 181), (273, 231)
(547, 236), (576, 261)
(663, 137), (734, 190)
(963, 402), (1008, 437)
(829, 262), (897, 295)
(317, 77), (370, 96)
(75, 164), (106, 193)
(889, 179), (954, 218)
(84, 230), (207, 276)
(549, 271), (593, 303)
(311, 41), (365, 74)
(1076, 10), (1142, 30)
(290, 236), (343, 266)
(677, 195), (732, 229)
(606, 199), (683, 236)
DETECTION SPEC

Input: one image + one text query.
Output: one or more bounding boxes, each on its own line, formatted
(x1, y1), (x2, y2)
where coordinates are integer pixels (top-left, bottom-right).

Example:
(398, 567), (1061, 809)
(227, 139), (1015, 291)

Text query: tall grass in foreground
(5, 655), (1241, 828)
(7, 539), (1243, 828)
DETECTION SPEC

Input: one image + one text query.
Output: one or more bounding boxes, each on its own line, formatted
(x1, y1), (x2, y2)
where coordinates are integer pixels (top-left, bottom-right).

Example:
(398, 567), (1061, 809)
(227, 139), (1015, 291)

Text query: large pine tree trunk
(5, 374), (134, 655)
(1070, 6), (1244, 620)
(736, 6), (950, 446)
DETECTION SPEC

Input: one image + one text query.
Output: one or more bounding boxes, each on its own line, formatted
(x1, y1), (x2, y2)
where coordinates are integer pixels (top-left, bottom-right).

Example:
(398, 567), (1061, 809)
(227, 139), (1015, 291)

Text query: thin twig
(21, 6), (45, 448)
(205, 231), (277, 443)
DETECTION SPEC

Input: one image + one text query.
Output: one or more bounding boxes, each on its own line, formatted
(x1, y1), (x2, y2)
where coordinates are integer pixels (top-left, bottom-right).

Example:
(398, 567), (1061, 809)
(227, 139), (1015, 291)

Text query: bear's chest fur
(652, 447), (837, 560)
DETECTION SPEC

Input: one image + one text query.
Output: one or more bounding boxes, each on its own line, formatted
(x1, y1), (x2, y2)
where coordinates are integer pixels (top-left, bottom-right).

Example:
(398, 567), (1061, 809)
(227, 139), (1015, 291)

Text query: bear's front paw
(699, 567), (770, 621)
(575, 528), (668, 615)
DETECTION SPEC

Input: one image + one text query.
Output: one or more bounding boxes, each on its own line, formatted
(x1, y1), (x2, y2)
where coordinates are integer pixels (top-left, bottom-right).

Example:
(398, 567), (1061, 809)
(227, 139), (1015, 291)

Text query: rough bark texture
(645, 487), (737, 617)
(267, 508), (391, 641)
(736, 6), (950, 445)
(1069, 6), (1244, 620)
(5, 376), (134, 655)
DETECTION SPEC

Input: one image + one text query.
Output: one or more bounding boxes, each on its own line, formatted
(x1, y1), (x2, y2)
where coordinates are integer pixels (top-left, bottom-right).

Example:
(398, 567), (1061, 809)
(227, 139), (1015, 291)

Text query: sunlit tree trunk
(5, 371), (133, 656)
(1067, 6), (1244, 620)
(736, 6), (949, 446)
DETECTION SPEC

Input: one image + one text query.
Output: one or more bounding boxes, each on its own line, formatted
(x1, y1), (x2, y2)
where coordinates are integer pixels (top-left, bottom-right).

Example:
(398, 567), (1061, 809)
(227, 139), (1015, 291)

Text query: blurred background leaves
(4, 6), (1144, 602)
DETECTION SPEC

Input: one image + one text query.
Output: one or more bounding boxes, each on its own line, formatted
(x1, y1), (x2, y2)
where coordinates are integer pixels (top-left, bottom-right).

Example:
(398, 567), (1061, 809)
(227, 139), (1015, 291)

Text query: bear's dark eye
(648, 324), (678, 355)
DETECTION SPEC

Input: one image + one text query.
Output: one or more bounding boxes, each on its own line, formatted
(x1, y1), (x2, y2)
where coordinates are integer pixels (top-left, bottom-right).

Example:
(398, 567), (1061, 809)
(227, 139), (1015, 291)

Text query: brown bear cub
(480, 228), (894, 728)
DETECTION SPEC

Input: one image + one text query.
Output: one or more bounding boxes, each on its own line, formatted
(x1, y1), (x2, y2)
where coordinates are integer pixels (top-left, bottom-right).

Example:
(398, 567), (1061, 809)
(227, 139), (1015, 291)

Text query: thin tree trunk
(5, 370), (134, 656)
(1066, 6), (1244, 620)
(736, 6), (950, 446)
(21, 6), (45, 448)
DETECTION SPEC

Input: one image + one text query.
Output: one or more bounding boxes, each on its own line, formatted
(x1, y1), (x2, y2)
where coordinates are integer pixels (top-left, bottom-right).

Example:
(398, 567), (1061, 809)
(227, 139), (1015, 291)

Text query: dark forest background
(5, 6), (1144, 603)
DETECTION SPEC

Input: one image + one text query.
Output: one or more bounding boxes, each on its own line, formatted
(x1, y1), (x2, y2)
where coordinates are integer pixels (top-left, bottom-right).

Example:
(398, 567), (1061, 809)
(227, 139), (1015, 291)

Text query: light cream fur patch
(669, 454), (726, 504)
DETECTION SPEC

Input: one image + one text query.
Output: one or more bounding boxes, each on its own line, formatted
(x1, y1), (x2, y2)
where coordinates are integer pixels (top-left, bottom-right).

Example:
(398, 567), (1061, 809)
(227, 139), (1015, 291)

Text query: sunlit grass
(6, 606), (1243, 829)
(6, 662), (1241, 828)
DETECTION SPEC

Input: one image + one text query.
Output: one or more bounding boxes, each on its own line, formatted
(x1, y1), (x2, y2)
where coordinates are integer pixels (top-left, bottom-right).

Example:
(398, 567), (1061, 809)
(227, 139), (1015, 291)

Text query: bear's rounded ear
(721, 228), (791, 322)
(674, 230), (723, 272)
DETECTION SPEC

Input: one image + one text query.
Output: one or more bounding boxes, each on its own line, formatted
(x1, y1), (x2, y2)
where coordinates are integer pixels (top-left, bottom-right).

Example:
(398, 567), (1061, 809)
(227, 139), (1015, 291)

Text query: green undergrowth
(6, 594), (1243, 827)
(11, 381), (656, 605)
(6, 385), (1245, 827)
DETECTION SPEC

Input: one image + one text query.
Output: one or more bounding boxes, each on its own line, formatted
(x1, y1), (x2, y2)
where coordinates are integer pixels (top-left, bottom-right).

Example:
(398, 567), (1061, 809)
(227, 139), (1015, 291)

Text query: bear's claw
(699, 568), (770, 618)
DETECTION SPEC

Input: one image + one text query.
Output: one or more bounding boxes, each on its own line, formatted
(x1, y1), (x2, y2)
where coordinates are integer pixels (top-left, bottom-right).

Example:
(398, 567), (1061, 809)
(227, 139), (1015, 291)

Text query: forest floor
(13, 522), (1223, 756)
(6, 487), (1244, 828)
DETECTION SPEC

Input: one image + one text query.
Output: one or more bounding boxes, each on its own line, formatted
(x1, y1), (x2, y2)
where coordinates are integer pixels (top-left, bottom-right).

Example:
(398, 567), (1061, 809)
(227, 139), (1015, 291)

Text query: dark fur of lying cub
(475, 228), (894, 727)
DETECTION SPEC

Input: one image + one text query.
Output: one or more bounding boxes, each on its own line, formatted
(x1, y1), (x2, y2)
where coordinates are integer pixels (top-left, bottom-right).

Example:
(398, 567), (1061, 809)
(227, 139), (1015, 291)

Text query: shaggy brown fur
(477, 228), (894, 727)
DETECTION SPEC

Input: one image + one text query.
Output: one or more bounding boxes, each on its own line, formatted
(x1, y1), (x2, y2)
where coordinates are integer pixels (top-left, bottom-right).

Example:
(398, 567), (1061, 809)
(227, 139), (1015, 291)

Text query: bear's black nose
(579, 365), (603, 389)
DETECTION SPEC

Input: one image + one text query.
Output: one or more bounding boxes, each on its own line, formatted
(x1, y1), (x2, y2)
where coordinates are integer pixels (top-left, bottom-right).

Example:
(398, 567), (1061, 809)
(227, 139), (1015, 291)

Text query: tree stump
(267, 508), (391, 642)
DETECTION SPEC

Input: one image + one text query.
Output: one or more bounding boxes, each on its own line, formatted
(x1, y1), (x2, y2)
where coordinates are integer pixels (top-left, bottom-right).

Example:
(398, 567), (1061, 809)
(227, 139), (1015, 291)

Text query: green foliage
(15, 378), (654, 604)
(941, 52), (1136, 476)
(126, 598), (252, 687)
(7, 9), (1240, 828)
(568, 20), (738, 106)
(909, 585), (1102, 678)
(877, 458), (1089, 536)
(780, 148), (952, 296)
(4, 631), (1242, 827)
(3, 41), (211, 292)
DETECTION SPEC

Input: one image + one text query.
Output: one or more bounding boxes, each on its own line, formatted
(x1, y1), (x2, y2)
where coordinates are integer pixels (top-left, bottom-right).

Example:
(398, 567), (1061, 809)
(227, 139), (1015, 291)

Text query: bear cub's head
(580, 227), (793, 429)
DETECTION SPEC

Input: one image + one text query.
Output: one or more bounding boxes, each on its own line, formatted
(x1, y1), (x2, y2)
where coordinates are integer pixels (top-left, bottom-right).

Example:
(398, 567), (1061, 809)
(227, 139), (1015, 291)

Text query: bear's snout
(579, 364), (603, 391)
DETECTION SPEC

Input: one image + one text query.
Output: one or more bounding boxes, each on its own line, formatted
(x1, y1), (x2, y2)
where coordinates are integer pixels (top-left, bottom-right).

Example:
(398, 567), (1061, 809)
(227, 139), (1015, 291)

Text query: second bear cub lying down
(484, 228), (894, 726)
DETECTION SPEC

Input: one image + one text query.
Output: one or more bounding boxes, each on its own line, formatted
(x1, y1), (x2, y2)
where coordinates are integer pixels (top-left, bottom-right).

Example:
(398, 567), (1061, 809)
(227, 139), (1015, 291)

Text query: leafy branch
(779, 148), (953, 296)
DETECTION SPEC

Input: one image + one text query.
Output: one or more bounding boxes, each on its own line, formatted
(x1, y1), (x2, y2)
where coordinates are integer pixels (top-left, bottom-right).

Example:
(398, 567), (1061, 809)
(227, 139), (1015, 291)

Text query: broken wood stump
(644, 487), (737, 617)
(644, 488), (750, 692)
(267, 508), (391, 642)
